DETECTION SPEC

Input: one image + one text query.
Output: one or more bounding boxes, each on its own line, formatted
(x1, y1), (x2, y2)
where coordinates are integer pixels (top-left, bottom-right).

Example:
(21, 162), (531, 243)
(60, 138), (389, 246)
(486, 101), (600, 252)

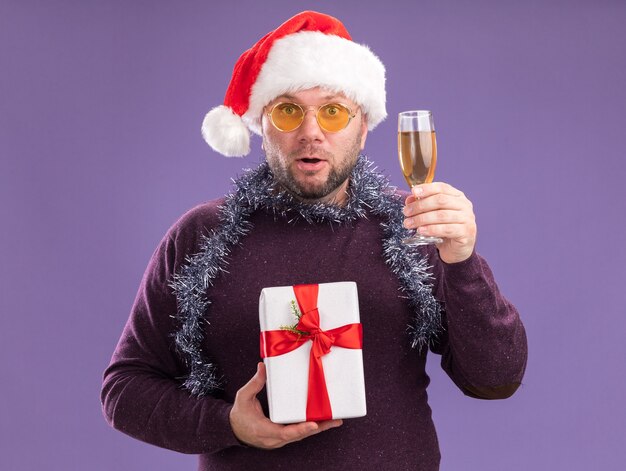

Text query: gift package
(259, 281), (366, 424)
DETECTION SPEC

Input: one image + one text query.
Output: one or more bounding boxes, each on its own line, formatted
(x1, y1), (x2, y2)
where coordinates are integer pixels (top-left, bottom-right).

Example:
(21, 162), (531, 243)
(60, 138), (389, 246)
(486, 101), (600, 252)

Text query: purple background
(2, 1), (625, 469)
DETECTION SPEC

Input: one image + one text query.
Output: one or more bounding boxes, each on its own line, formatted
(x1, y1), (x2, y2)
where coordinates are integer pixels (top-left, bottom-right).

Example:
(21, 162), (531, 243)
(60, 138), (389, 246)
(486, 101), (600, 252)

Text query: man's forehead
(269, 88), (355, 105)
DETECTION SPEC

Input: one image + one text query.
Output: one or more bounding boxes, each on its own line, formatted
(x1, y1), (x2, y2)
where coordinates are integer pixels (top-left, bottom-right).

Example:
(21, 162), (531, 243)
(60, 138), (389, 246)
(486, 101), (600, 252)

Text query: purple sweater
(101, 198), (527, 470)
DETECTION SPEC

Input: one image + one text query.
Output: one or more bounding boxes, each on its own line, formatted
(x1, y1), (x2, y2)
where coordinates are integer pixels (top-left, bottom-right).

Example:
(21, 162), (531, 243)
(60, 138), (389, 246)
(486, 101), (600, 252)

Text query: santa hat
(201, 10), (387, 157)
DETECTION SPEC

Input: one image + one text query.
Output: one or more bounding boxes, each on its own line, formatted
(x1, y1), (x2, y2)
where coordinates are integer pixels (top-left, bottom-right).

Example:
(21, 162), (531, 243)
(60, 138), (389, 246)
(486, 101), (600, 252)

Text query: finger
(404, 194), (467, 217)
(314, 419), (343, 433)
(275, 421), (321, 445)
(405, 209), (467, 229)
(412, 182), (464, 199)
(279, 419), (343, 444)
(237, 362), (266, 400)
(403, 195), (417, 216)
(250, 418), (343, 449)
(416, 223), (470, 239)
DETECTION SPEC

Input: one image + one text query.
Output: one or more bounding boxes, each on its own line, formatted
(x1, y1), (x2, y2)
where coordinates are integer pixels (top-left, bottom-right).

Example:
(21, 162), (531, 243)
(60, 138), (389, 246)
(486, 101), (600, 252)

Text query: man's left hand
(403, 182), (477, 264)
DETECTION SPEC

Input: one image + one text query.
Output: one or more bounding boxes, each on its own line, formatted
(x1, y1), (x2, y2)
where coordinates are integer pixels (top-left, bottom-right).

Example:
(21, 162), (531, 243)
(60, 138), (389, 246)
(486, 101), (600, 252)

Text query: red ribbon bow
(260, 284), (363, 421)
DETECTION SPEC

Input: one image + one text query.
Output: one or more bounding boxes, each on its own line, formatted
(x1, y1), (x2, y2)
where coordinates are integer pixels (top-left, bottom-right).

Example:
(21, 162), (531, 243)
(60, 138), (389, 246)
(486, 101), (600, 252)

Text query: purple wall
(2, 1), (625, 469)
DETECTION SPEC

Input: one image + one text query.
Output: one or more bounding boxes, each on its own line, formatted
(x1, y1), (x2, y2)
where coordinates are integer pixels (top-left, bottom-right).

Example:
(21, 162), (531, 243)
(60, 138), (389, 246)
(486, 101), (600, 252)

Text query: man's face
(261, 88), (368, 204)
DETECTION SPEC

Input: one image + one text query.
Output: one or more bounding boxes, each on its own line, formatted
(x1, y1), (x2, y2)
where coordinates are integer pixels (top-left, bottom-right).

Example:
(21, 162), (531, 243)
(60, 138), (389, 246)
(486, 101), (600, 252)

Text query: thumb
(238, 362), (266, 399)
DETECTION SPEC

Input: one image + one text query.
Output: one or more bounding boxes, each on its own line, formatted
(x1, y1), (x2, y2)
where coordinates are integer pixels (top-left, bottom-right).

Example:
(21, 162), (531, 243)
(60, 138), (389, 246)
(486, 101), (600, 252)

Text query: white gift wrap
(259, 281), (367, 424)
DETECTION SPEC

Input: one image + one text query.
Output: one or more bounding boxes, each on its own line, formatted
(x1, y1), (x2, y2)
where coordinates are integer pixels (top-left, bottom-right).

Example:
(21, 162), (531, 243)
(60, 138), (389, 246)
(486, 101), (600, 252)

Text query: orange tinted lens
(317, 104), (351, 132)
(270, 103), (303, 131)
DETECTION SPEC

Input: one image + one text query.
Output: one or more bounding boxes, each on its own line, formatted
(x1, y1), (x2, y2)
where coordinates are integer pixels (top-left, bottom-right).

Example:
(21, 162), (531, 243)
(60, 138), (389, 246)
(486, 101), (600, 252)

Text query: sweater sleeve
(100, 204), (243, 454)
(428, 249), (528, 400)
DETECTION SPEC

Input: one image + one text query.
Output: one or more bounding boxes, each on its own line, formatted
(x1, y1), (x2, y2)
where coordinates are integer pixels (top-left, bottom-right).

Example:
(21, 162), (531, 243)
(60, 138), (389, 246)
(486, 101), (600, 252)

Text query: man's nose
(297, 109), (324, 143)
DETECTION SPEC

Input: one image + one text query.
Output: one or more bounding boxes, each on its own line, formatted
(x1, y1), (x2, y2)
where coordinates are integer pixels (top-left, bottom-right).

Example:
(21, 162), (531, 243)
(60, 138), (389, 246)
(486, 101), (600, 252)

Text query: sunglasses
(266, 102), (357, 133)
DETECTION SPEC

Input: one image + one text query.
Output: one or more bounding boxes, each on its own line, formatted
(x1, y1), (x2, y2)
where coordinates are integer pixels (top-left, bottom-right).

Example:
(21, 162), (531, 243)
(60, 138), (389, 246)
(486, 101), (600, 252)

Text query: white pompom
(201, 105), (250, 157)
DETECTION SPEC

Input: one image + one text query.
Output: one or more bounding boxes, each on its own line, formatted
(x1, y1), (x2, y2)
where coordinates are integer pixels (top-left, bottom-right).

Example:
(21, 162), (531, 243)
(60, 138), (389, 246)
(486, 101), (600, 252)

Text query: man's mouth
(296, 157), (326, 171)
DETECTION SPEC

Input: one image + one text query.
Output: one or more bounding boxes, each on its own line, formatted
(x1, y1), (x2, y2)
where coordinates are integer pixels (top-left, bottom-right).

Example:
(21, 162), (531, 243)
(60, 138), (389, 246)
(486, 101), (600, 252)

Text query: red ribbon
(260, 284), (363, 421)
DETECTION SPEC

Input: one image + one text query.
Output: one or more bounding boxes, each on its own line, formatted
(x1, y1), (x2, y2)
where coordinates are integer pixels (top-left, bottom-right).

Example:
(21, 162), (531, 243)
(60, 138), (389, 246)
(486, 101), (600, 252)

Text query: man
(101, 11), (527, 470)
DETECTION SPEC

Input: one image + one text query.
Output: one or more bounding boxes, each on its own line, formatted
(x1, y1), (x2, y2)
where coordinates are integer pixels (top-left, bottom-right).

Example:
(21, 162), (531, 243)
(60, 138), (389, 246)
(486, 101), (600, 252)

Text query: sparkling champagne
(397, 110), (442, 246)
(398, 130), (437, 187)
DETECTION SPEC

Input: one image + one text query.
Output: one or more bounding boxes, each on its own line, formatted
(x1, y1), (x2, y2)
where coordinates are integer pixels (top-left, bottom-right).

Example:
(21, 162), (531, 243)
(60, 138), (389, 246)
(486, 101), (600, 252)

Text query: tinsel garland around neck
(169, 155), (442, 397)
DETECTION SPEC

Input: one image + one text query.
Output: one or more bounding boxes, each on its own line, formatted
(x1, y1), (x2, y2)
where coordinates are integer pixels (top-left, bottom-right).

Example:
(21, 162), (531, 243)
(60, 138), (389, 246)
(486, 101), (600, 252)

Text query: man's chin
(292, 185), (332, 201)
(274, 160), (355, 202)
(287, 177), (328, 197)
(281, 179), (337, 200)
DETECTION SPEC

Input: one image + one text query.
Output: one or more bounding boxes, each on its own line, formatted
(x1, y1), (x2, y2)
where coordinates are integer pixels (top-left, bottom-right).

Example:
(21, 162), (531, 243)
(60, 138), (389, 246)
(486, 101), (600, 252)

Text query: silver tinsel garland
(169, 155), (442, 397)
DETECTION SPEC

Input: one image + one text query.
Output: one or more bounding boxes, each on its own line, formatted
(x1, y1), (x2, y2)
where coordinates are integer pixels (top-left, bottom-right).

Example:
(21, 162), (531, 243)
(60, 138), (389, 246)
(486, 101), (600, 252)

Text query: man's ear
(359, 116), (368, 151)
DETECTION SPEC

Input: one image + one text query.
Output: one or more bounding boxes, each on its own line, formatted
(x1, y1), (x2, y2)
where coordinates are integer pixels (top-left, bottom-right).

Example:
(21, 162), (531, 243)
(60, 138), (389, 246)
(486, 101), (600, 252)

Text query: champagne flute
(398, 110), (443, 246)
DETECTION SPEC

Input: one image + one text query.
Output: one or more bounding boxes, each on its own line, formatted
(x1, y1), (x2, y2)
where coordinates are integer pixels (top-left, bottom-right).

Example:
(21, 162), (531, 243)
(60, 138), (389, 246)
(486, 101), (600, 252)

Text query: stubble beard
(263, 131), (363, 202)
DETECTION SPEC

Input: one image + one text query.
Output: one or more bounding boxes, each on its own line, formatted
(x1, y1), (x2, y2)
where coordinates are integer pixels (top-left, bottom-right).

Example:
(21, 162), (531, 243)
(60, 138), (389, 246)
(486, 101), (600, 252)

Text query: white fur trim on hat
(242, 31), (387, 134)
(201, 105), (251, 157)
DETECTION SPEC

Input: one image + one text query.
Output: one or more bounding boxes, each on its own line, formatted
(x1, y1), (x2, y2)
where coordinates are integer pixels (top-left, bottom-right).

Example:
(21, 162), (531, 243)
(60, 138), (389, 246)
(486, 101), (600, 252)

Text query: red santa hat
(201, 10), (387, 157)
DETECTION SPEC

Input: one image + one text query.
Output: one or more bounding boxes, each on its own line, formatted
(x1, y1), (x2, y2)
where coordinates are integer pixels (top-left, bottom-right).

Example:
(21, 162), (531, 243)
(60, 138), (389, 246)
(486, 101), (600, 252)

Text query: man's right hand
(229, 362), (343, 449)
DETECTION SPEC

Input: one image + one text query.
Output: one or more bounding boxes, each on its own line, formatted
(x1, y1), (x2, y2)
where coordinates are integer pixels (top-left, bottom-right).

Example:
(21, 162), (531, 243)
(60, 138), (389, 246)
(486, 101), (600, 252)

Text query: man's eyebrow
(274, 94), (345, 102)
(276, 94), (296, 101)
